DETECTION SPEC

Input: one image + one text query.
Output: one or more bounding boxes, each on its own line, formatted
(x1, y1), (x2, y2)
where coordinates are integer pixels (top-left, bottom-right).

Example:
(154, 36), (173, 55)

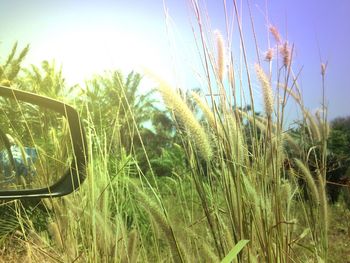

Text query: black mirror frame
(0, 85), (87, 199)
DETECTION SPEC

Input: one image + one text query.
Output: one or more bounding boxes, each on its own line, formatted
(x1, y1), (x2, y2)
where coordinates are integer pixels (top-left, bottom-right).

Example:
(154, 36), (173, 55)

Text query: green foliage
(325, 116), (350, 204)
(78, 71), (155, 153)
(149, 144), (186, 177)
(329, 116), (350, 163)
(0, 42), (29, 84)
(20, 60), (66, 98)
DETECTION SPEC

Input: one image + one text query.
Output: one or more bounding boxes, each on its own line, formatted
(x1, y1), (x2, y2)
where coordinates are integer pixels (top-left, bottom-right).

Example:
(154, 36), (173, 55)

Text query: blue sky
(0, 0), (349, 121)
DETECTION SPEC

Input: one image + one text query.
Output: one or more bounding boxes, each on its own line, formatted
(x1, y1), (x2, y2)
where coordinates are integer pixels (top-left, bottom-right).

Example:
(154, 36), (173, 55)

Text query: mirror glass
(0, 95), (73, 190)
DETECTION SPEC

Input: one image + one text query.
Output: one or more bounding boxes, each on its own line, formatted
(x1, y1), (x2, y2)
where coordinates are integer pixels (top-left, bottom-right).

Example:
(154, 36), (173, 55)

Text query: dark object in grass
(0, 145), (38, 178)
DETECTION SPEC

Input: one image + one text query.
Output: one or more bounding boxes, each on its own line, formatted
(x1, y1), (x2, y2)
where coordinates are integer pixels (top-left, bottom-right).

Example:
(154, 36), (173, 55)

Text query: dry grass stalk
(27, 230), (47, 248)
(277, 84), (322, 142)
(238, 110), (267, 133)
(277, 83), (302, 104)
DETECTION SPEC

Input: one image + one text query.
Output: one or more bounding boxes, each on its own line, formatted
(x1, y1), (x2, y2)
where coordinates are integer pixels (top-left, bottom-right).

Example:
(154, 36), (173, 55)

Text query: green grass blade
(220, 240), (249, 263)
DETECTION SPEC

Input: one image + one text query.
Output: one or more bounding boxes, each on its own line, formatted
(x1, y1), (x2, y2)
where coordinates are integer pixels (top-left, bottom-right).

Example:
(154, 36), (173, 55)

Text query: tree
(134, 109), (187, 177)
(327, 116), (350, 202)
(20, 60), (66, 99)
(328, 116), (350, 160)
(79, 71), (156, 154)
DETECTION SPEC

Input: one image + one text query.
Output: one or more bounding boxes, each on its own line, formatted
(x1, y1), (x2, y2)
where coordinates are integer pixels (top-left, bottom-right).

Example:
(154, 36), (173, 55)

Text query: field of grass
(0, 1), (349, 262)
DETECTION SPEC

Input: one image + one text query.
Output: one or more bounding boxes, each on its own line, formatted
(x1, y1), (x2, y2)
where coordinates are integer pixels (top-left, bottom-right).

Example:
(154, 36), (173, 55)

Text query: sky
(0, 0), (349, 121)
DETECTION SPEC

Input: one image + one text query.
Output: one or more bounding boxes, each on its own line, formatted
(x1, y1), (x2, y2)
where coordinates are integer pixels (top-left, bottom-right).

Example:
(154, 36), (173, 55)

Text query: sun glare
(26, 26), (172, 88)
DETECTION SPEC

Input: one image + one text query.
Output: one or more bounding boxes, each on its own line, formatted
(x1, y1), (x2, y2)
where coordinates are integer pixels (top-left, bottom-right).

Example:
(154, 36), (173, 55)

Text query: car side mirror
(0, 85), (87, 199)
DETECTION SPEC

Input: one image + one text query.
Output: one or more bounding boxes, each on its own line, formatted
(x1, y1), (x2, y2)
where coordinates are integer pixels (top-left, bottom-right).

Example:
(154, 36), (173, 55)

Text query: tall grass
(0, 1), (332, 262)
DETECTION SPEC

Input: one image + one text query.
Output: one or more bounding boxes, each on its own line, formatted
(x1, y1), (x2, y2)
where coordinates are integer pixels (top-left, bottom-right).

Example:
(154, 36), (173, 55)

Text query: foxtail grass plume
(317, 169), (329, 236)
(121, 229), (139, 263)
(25, 242), (33, 263)
(280, 180), (292, 205)
(294, 159), (320, 205)
(280, 42), (291, 67)
(269, 25), (281, 44)
(321, 63), (327, 76)
(147, 72), (212, 161)
(315, 109), (330, 139)
(255, 64), (274, 117)
(215, 30), (225, 83)
(227, 114), (245, 162)
(265, 48), (274, 62)
(191, 91), (221, 135)
(129, 180), (187, 263)
(48, 221), (63, 250)
(305, 110), (322, 142)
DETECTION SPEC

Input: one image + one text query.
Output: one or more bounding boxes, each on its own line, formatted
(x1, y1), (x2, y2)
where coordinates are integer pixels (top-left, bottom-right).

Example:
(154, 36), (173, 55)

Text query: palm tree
(19, 60), (66, 99)
(80, 70), (156, 154)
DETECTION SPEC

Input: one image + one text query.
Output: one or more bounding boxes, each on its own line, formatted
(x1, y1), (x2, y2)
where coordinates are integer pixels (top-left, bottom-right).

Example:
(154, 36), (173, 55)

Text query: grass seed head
(294, 158), (320, 205)
(215, 30), (225, 82)
(280, 42), (291, 67)
(48, 221), (63, 250)
(152, 76), (212, 161)
(255, 64), (274, 117)
(265, 48), (274, 62)
(121, 229), (139, 263)
(321, 63), (327, 76)
(269, 25), (282, 44)
(280, 180), (292, 205)
(191, 91), (221, 134)
(130, 181), (185, 263)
